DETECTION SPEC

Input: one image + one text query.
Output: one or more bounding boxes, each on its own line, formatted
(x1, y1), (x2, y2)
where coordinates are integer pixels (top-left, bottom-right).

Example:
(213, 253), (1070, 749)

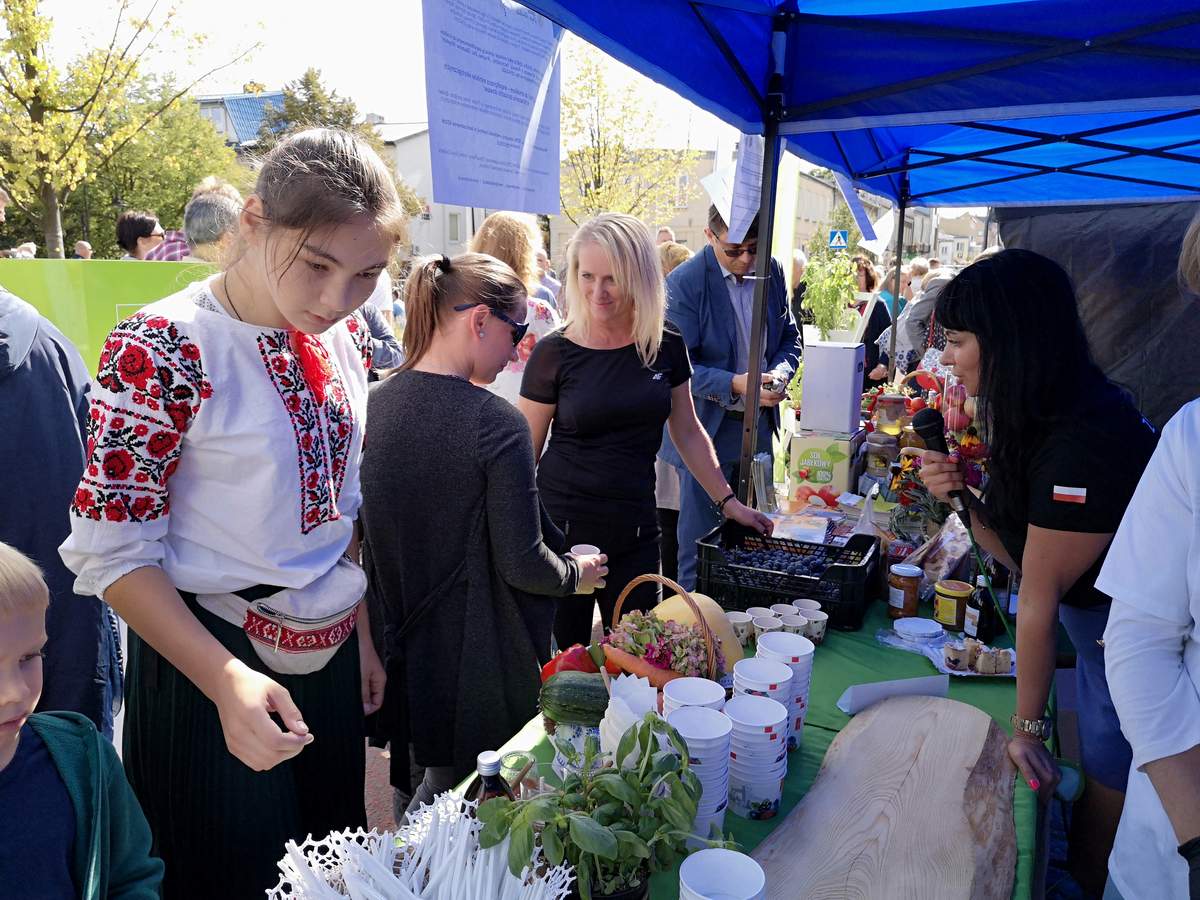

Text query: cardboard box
(786, 428), (866, 509)
(799, 341), (865, 434)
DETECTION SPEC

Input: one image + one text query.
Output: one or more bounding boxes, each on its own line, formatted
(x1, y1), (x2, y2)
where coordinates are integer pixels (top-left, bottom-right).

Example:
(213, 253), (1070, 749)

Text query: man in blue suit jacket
(660, 206), (801, 588)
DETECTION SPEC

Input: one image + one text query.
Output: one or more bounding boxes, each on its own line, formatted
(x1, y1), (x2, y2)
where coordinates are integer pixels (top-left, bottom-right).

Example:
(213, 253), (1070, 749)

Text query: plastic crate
(696, 521), (881, 631)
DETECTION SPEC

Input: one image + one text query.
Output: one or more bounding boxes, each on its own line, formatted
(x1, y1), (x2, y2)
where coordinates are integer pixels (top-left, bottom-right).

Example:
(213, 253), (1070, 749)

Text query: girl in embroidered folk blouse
(60, 129), (406, 899)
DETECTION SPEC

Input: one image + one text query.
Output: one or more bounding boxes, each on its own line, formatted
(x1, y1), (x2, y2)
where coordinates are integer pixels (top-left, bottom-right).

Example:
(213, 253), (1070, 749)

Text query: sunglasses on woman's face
(453, 303), (529, 346)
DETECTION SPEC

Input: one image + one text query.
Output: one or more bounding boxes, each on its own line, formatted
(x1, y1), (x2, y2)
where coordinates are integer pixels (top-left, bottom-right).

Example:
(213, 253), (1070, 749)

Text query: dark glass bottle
(464, 750), (515, 806)
(964, 574), (1000, 643)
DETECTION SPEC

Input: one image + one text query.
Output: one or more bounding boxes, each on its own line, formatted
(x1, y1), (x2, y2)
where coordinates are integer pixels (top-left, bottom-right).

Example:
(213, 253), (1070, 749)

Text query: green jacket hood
(26, 711), (163, 900)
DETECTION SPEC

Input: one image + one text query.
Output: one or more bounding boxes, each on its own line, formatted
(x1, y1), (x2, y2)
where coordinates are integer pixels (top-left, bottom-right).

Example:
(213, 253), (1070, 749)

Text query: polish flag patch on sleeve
(1052, 485), (1087, 504)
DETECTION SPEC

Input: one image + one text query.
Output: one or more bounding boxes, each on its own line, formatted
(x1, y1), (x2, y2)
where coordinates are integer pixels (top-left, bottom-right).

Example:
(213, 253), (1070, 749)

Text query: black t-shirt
(990, 385), (1158, 608)
(521, 328), (692, 521)
(0, 728), (76, 897)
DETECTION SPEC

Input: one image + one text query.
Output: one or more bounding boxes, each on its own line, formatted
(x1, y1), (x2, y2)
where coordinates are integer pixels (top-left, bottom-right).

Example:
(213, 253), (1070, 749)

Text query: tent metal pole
(736, 115), (781, 505)
(886, 163), (909, 382)
(736, 14), (790, 505)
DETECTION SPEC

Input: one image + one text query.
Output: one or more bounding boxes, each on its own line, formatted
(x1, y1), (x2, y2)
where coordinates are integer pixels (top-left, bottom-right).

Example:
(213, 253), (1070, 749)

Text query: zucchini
(539, 670), (608, 726)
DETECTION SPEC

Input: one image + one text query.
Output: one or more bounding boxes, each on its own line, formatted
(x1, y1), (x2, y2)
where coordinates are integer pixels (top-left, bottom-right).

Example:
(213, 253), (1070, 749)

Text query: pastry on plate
(994, 648), (1013, 674)
(943, 640), (968, 671)
(964, 638), (984, 669)
(974, 648), (1001, 675)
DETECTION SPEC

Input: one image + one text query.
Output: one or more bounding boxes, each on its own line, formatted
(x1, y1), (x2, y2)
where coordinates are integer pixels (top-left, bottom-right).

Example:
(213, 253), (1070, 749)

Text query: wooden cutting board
(752, 695), (1017, 899)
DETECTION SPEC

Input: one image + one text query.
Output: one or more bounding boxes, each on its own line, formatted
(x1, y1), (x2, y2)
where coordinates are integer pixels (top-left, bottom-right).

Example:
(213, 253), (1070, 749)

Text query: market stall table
(485, 601), (1037, 899)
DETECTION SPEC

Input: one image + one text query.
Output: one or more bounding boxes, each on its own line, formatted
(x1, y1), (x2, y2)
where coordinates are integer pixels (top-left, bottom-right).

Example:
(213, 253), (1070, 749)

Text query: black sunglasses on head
(452, 302), (529, 346)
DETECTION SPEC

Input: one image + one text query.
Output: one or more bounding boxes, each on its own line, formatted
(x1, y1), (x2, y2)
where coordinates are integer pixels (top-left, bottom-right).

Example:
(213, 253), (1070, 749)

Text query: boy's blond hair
(0, 542), (50, 616)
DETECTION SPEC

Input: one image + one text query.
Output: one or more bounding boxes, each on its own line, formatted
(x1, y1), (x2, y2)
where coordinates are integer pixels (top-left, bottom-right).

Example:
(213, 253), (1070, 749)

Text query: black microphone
(911, 407), (972, 531)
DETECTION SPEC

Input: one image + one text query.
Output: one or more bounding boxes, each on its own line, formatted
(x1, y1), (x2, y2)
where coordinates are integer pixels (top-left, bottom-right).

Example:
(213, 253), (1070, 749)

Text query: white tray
(876, 629), (1017, 678)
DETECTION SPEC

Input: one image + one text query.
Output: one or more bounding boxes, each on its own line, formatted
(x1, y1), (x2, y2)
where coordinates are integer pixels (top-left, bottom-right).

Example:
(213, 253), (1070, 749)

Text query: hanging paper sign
(422, 0), (562, 213)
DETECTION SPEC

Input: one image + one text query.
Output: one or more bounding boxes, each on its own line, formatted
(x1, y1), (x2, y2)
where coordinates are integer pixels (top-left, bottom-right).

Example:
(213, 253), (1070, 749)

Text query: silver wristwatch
(1011, 714), (1052, 741)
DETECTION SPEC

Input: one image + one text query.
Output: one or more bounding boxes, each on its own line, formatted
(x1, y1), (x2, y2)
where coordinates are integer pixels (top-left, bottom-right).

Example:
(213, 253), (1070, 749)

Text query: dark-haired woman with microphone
(917, 249), (1157, 894)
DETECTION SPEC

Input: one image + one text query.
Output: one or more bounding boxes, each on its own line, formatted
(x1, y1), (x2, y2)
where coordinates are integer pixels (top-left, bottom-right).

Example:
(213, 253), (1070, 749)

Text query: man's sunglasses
(718, 241), (758, 259)
(453, 302), (529, 346)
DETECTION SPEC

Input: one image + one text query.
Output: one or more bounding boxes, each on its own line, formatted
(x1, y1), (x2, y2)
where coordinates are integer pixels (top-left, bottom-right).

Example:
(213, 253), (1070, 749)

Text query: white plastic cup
(725, 610), (754, 645)
(666, 705), (733, 758)
(664, 677), (726, 712)
(679, 848), (766, 899)
(724, 693), (788, 734)
(733, 657), (794, 695)
(726, 769), (785, 821)
(779, 614), (809, 636)
(792, 598), (822, 612)
(745, 606), (777, 620)
(804, 609), (830, 644)
(756, 630), (815, 664)
(569, 544), (602, 595)
(752, 616), (782, 640)
(770, 603), (796, 617)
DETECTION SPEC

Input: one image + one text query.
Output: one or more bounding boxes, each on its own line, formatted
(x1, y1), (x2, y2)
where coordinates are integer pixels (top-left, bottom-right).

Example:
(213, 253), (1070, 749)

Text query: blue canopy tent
(520, 0), (1200, 499)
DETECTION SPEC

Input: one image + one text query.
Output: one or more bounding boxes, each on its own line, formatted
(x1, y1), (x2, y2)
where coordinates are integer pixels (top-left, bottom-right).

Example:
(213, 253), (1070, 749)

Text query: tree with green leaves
(559, 42), (699, 227)
(258, 67), (376, 150)
(257, 67), (423, 220)
(73, 75), (244, 259)
(0, 0), (255, 257)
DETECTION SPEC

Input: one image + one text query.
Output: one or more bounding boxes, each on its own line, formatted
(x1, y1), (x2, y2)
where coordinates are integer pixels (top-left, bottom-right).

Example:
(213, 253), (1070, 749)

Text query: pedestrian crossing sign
(828, 229), (849, 250)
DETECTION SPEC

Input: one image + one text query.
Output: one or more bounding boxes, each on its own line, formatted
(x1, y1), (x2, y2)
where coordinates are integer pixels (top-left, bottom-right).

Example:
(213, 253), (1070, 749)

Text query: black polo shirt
(521, 327), (692, 522)
(989, 384), (1158, 609)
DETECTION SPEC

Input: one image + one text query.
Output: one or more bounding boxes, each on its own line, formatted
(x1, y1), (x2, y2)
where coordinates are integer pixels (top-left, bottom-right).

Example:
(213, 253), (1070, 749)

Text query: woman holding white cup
(521, 214), (770, 649)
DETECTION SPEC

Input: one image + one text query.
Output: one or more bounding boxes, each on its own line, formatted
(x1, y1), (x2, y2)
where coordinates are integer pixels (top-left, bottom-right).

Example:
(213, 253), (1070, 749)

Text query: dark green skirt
(123, 598), (366, 899)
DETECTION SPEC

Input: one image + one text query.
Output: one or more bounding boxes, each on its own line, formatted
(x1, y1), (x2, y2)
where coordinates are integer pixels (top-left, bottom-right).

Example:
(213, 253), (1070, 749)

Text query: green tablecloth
(493, 601), (1036, 899)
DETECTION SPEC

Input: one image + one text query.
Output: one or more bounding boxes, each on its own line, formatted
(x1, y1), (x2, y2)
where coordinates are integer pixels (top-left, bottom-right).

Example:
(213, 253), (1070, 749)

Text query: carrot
(602, 645), (685, 689)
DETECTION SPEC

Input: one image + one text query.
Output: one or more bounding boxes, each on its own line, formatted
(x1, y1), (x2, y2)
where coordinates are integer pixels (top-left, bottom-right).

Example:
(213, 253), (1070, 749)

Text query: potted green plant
(478, 712), (734, 900)
(801, 253), (858, 341)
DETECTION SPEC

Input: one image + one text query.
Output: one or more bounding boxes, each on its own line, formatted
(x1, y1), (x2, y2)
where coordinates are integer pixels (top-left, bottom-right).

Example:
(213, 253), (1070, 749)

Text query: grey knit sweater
(359, 370), (579, 778)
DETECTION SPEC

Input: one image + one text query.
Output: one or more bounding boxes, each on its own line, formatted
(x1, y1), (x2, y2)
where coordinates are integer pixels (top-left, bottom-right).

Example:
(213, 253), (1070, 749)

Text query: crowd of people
(3, 122), (1200, 900)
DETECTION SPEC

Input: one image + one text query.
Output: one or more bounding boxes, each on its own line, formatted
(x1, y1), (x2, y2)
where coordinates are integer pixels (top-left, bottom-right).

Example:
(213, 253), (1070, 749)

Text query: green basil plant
(478, 712), (738, 899)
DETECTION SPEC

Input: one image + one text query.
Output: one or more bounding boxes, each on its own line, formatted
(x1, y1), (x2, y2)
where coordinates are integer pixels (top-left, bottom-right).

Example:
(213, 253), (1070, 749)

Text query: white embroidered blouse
(60, 277), (372, 599)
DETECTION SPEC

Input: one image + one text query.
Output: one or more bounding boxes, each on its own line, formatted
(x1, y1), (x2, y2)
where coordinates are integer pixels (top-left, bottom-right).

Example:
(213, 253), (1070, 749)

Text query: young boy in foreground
(0, 541), (162, 897)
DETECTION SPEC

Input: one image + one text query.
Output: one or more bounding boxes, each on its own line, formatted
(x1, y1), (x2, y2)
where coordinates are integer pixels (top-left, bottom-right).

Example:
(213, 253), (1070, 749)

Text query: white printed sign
(423, 0), (562, 214)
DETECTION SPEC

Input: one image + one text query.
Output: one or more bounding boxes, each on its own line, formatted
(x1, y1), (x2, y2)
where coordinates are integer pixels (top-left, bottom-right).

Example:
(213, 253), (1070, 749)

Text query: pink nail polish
(1028, 778), (1040, 791)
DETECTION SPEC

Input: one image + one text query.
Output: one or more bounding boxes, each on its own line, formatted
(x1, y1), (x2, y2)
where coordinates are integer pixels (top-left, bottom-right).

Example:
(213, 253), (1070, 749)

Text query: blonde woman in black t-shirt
(918, 249), (1157, 894)
(519, 213), (771, 649)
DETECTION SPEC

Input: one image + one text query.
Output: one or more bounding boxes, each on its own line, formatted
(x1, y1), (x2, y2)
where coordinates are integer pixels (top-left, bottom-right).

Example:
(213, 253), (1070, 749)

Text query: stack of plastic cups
(756, 630), (815, 751)
(731, 658), (794, 746)
(679, 847), (767, 899)
(662, 676), (726, 718)
(722, 694), (788, 820)
(666, 705), (733, 848)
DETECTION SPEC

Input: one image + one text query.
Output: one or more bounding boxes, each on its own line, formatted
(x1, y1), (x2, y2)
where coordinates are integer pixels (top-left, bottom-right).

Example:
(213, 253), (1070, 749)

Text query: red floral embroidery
(146, 431), (179, 458)
(73, 312), (209, 524)
(346, 312), (372, 372)
(256, 328), (358, 534)
(116, 345), (155, 390)
(101, 449), (135, 481)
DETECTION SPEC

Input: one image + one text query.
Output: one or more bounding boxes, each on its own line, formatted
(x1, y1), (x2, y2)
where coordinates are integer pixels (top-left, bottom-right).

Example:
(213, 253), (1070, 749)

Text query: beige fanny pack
(196, 557), (366, 675)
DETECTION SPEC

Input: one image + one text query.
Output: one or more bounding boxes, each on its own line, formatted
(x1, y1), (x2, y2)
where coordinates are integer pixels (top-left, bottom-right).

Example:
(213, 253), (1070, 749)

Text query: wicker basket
(608, 573), (721, 682)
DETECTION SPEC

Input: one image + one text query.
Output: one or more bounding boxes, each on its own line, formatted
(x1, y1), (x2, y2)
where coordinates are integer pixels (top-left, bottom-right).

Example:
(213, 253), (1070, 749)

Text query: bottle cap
(477, 750), (502, 776)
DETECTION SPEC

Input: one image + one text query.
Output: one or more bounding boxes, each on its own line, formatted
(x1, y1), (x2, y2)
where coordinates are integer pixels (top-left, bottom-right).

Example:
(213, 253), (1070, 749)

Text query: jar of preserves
(875, 394), (906, 435)
(865, 432), (899, 479)
(888, 563), (923, 619)
(899, 425), (925, 451)
(934, 579), (973, 631)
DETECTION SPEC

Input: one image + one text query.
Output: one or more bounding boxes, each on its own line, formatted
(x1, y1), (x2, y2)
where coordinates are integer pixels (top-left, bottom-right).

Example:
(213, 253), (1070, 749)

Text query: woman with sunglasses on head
(358, 252), (607, 818)
(519, 213), (771, 651)
(917, 249), (1157, 895)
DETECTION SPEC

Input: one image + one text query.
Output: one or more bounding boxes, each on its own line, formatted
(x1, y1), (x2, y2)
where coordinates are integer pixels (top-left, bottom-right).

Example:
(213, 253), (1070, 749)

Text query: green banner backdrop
(0, 259), (218, 375)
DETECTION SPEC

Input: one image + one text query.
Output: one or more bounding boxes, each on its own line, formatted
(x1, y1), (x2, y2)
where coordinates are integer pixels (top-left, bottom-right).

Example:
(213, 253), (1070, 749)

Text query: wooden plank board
(751, 695), (1017, 899)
